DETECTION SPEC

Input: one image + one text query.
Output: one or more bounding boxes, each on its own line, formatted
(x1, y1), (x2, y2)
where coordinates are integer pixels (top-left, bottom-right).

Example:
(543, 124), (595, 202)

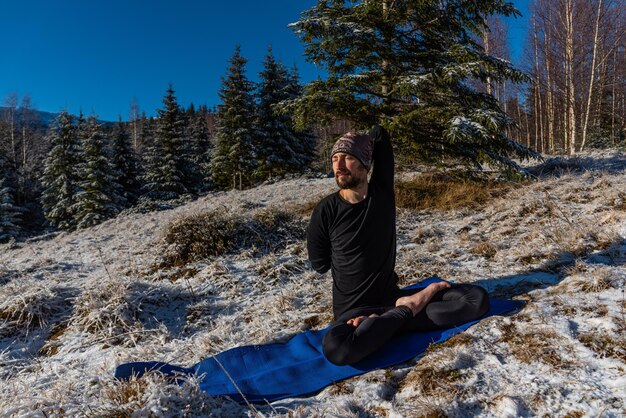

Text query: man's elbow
(311, 261), (331, 274)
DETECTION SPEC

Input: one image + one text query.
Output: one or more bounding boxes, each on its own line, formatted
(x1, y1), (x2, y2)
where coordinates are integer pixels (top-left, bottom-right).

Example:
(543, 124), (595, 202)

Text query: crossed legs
(322, 283), (489, 366)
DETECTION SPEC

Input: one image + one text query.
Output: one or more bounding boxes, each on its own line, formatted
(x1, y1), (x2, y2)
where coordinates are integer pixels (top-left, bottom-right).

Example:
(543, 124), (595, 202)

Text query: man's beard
(335, 170), (362, 189)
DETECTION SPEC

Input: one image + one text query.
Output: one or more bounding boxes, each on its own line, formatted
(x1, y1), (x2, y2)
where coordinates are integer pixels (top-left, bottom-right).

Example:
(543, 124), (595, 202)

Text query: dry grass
(164, 266), (199, 283)
(283, 198), (320, 218)
(39, 321), (69, 356)
(551, 296), (610, 318)
(391, 335), (475, 416)
(399, 361), (464, 414)
(570, 274), (617, 293)
(411, 226), (444, 245)
(96, 373), (226, 417)
(578, 333), (626, 362)
(538, 212), (621, 269)
(497, 322), (572, 368)
(563, 411), (585, 418)
(0, 281), (74, 337)
(395, 174), (512, 211)
(610, 191), (626, 210)
(69, 280), (144, 346)
(469, 241), (497, 259)
(160, 208), (306, 267)
(99, 375), (152, 417)
(367, 405), (391, 417)
(425, 333), (474, 355)
(183, 300), (215, 335)
(161, 211), (238, 266)
(0, 400), (67, 417)
(255, 252), (307, 284)
(562, 264), (620, 293)
(326, 380), (354, 396)
(407, 367), (463, 394)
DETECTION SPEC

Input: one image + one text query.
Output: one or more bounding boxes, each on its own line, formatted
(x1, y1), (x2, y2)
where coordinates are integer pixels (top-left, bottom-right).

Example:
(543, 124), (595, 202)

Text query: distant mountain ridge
(0, 107), (112, 128)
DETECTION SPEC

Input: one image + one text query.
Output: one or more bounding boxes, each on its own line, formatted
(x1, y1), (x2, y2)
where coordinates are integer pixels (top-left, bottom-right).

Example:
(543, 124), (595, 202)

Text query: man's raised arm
(369, 125), (394, 192)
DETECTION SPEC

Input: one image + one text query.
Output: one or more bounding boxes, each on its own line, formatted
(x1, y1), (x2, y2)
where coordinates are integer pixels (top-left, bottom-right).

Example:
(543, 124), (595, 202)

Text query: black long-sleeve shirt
(307, 126), (398, 319)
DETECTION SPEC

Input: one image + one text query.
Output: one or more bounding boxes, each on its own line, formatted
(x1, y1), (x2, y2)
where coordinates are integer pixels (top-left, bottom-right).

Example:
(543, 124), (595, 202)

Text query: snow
(1, 152), (626, 416)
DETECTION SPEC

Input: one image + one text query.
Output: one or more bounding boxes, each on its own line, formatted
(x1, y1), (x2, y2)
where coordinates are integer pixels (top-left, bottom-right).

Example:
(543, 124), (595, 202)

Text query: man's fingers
(347, 315), (367, 327)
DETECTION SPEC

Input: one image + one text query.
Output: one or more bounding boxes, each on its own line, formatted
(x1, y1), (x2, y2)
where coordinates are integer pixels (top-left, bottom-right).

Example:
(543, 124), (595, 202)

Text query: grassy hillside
(1, 151), (625, 416)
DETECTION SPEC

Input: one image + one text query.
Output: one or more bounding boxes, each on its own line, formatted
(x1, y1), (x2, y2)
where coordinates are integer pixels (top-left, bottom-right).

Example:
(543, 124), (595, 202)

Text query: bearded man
(307, 125), (489, 366)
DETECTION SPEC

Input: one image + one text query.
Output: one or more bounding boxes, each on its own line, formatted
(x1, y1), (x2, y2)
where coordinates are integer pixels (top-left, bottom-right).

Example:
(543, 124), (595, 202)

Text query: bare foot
(346, 313), (378, 327)
(395, 282), (451, 316)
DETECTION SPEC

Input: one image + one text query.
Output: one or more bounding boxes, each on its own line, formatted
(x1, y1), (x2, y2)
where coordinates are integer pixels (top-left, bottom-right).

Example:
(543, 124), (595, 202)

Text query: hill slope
(1, 152), (625, 416)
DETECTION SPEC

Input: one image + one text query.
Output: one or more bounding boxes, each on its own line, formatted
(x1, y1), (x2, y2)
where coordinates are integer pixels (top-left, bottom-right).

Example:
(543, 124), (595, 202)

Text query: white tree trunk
(545, 5), (555, 153)
(483, 19), (493, 96)
(580, 0), (603, 151)
(564, 0), (577, 155)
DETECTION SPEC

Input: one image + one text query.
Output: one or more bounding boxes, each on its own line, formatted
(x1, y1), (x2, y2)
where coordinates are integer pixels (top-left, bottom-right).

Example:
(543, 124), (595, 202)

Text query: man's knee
(322, 324), (356, 366)
(465, 284), (490, 317)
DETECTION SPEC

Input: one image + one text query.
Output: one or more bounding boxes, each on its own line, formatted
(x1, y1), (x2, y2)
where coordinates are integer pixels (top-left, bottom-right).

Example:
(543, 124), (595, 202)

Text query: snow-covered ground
(1, 151), (625, 417)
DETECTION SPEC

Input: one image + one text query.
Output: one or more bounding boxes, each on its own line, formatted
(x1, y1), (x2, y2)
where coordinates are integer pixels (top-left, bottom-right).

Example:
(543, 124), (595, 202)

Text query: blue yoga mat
(115, 277), (523, 403)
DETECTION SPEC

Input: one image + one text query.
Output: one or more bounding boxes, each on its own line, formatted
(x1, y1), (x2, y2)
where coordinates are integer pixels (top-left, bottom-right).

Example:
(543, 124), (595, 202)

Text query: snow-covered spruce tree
(110, 118), (140, 205)
(287, 0), (539, 173)
(0, 156), (21, 242)
(188, 106), (213, 191)
(254, 47), (298, 181)
(210, 46), (258, 190)
(137, 113), (155, 180)
(40, 111), (82, 230)
(142, 85), (188, 199)
(137, 112), (154, 155)
(73, 116), (123, 229)
(284, 64), (317, 171)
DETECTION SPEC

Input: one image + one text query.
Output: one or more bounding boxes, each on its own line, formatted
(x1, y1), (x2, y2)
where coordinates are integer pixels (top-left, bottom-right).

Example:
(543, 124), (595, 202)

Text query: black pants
(322, 284), (489, 366)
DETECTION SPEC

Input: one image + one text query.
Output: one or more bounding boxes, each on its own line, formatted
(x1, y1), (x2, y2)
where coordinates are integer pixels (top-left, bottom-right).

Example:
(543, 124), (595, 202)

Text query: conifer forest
(1, 0), (625, 242)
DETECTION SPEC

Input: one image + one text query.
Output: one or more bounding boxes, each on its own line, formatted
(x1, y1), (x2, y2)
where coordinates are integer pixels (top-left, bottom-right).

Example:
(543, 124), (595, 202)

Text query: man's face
(332, 152), (368, 189)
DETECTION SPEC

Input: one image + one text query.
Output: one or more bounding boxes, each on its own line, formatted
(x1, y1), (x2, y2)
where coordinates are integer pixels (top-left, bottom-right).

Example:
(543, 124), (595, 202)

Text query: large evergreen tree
(188, 106), (213, 191)
(255, 47), (298, 180)
(137, 112), (154, 155)
(287, 0), (539, 173)
(73, 115), (122, 228)
(110, 118), (140, 205)
(284, 64), (317, 171)
(142, 85), (187, 198)
(137, 113), (155, 182)
(210, 46), (258, 190)
(0, 155), (21, 242)
(40, 111), (82, 230)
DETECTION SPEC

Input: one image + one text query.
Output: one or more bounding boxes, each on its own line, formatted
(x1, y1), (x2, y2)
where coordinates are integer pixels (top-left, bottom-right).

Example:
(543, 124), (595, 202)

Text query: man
(307, 125), (489, 366)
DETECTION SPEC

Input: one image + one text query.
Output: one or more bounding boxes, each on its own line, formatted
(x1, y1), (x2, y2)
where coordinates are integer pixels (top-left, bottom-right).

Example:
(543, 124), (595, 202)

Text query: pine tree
(188, 107), (213, 191)
(111, 118), (140, 205)
(137, 112), (153, 154)
(287, 0), (539, 173)
(76, 110), (86, 139)
(177, 103), (195, 192)
(255, 47), (294, 180)
(40, 111), (82, 230)
(0, 156), (21, 242)
(142, 85), (187, 199)
(284, 64), (316, 171)
(211, 46), (258, 190)
(73, 115), (122, 228)
(137, 113), (155, 181)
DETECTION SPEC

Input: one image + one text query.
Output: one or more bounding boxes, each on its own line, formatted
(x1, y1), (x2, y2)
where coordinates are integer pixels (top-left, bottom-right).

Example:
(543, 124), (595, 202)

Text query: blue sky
(1, 1), (529, 122)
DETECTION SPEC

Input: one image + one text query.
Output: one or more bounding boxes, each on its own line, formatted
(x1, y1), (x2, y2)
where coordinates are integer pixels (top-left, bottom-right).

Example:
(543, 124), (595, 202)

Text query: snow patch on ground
(1, 154), (626, 416)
